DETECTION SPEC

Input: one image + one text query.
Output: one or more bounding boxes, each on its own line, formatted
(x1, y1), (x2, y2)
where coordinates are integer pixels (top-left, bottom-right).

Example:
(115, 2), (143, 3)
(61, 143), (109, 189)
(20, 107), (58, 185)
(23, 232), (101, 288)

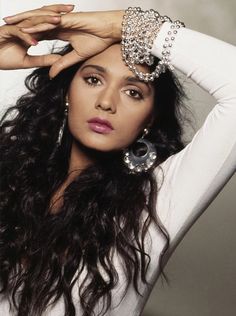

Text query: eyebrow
(80, 64), (152, 92)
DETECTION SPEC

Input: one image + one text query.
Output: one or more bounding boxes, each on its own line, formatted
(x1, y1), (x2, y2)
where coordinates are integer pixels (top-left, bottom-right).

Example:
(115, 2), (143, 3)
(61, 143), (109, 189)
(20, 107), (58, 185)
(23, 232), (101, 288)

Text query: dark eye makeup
(83, 75), (144, 101)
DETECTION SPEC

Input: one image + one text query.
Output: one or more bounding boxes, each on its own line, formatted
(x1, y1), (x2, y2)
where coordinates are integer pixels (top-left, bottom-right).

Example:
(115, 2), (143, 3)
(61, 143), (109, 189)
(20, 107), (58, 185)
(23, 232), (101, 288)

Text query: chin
(87, 143), (120, 153)
(75, 137), (120, 153)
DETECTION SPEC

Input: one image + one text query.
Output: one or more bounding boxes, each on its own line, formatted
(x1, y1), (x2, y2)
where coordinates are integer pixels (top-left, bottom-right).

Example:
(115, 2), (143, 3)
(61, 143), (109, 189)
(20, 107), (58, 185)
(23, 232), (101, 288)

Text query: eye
(84, 75), (102, 86)
(126, 89), (144, 100)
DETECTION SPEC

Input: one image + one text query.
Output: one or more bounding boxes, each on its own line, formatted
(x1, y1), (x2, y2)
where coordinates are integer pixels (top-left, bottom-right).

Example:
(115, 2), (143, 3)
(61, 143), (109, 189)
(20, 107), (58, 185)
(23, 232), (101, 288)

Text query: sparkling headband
(121, 7), (185, 82)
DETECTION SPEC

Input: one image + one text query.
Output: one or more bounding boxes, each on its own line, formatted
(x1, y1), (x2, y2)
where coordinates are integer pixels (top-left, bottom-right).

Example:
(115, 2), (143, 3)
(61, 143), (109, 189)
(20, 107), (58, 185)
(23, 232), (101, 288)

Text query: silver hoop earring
(123, 128), (157, 174)
(56, 101), (69, 146)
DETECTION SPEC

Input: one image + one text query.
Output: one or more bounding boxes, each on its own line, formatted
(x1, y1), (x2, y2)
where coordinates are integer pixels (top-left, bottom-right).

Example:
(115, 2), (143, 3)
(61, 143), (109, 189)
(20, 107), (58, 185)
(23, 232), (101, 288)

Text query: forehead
(80, 43), (151, 77)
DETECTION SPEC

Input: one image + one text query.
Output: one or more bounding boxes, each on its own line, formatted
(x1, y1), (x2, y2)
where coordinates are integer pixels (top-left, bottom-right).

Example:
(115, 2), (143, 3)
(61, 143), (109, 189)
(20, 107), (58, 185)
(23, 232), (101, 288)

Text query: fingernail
(3, 17), (12, 22)
(3, 16), (13, 20)
(31, 39), (38, 46)
(52, 16), (61, 21)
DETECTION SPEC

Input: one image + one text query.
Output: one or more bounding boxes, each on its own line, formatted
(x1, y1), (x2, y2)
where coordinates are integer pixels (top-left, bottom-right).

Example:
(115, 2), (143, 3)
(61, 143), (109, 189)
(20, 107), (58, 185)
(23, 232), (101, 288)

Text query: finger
(17, 15), (61, 28)
(3, 4), (74, 24)
(16, 30), (38, 46)
(21, 23), (59, 34)
(3, 12), (59, 25)
(3, 25), (38, 46)
(49, 50), (83, 78)
(41, 4), (75, 12)
(23, 53), (62, 68)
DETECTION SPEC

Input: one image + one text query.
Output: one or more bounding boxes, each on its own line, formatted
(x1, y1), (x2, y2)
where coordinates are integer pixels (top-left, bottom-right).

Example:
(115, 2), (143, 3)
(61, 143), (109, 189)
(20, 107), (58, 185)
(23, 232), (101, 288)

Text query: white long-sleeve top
(1, 22), (236, 316)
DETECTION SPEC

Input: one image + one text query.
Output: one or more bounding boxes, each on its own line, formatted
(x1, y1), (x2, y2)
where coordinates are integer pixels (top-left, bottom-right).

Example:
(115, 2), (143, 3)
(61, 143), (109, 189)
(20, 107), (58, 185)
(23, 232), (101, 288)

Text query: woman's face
(67, 43), (155, 152)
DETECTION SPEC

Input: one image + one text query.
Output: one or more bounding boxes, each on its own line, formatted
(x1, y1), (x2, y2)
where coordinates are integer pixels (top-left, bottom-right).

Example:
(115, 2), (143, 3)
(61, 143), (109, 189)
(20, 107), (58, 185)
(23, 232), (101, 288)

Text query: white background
(0, 1), (236, 316)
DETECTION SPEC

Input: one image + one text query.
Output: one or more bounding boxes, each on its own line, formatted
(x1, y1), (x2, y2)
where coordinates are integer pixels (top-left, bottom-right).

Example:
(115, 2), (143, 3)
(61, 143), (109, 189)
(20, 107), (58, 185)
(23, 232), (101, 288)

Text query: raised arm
(152, 22), (236, 258)
(0, 4), (74, 70)
(4, 4), (236, 259)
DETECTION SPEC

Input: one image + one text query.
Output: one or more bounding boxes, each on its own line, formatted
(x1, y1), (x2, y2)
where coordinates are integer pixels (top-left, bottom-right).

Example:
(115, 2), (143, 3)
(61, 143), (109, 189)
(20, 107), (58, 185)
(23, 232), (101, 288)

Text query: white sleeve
(151, 22), (236, 256)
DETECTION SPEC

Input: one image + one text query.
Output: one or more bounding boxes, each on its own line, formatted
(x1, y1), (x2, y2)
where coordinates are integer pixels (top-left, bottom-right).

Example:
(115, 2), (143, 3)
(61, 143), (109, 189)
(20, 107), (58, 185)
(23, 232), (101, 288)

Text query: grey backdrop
(0, 1), (235, 315)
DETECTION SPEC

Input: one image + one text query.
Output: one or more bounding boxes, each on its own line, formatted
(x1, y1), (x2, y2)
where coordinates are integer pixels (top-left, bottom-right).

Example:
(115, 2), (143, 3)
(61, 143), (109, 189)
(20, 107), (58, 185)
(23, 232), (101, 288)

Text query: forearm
(152, 22), (236, 252)
(151, 22), (236, 100)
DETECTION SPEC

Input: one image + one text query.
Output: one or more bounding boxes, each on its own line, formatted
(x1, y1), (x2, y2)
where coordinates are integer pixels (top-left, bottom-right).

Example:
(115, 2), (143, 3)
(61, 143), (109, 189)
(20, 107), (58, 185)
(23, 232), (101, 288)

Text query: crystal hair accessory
(121, 7), (185, 82)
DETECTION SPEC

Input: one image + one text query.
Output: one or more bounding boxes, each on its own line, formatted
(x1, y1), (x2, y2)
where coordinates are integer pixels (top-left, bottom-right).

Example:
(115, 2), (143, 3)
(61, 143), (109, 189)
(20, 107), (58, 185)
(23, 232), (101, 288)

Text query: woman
(0, 4), (235, 316)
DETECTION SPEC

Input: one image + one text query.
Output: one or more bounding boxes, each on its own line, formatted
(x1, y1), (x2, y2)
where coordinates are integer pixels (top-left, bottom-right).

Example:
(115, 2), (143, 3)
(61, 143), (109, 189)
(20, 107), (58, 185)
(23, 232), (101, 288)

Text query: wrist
(111, 10), (125, 40)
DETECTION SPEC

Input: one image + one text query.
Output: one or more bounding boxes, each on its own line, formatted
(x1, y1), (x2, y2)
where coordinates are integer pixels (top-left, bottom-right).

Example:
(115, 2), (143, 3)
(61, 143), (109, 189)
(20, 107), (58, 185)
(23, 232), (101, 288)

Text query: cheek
(122, 103), (154, 131)
(67, 104), (84, 132)
(68, 86), (85, 114)
(66, 77), (154, 150)
(115, 106), (154, 146)
(67, 83), (93, 125)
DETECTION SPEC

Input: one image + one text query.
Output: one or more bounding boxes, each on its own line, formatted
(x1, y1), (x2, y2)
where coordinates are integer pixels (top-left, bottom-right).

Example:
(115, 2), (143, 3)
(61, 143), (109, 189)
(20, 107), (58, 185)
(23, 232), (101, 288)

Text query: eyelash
(83, 75), (144, 101)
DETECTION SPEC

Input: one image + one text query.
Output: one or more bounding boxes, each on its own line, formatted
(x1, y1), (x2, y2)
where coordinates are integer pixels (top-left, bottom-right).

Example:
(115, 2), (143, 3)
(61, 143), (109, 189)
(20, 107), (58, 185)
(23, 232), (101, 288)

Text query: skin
(2, 5), (126, 77)
(0, 5), (156, 212)
(0, 5), (75, 69)
(49, 44), (155, 212)
(66, 43), (155, 174)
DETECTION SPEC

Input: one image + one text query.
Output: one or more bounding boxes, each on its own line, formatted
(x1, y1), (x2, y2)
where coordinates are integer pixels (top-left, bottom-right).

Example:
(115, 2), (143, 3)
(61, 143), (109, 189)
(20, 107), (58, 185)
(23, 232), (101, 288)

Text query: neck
(68, 139), (95, 178)
(50, 140), (120, 214)
(68, 139), (120, 176)
(49, 140), (95, 214)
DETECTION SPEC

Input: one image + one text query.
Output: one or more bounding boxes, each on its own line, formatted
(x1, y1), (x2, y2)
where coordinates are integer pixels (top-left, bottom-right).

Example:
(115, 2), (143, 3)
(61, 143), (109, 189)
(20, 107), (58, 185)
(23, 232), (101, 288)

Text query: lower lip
(88, 122), (113, 134)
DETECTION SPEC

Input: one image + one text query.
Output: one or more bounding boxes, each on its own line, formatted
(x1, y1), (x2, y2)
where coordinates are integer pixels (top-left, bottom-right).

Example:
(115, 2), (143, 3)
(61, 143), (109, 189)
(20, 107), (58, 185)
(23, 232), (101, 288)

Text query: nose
(95, 86), (117, 113)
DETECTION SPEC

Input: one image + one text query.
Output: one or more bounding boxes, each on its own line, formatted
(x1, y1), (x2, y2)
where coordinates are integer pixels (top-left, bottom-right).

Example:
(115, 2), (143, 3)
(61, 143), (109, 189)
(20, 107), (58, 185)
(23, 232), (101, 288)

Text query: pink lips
(87, 117), (114, 134)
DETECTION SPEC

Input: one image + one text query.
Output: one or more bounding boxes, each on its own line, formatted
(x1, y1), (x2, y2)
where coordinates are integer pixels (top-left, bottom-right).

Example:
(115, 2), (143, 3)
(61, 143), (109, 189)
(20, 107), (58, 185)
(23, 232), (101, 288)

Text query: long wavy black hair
(0, 44), (191, 316)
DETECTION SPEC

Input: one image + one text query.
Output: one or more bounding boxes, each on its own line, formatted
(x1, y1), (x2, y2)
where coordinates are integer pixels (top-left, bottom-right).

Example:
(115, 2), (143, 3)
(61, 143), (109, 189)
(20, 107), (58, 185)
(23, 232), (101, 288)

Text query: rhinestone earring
(123, 127), (157, 174)
(56, 101), (69, 146)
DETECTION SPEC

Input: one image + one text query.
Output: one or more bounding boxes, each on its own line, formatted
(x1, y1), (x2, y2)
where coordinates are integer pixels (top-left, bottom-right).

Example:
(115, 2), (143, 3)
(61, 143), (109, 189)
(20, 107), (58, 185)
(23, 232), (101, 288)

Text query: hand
(49, 10), (124, 78)
(6, 7), (125, 78)
(0, 4), (74, 70)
